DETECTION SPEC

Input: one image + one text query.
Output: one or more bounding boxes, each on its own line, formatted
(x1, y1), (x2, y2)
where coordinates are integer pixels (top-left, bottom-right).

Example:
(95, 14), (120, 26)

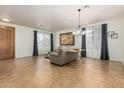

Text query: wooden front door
(0, 25), (15, 59)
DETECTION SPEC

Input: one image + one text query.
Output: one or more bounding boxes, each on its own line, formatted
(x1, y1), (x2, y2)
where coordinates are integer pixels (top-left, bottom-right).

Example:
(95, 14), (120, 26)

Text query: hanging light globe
(73, 5), (89, 36)
(73, 9), (82, 36)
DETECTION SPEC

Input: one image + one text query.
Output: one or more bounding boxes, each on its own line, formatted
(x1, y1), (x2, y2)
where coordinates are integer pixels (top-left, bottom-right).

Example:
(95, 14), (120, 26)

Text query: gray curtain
(101, 24), (109, 60)
(81, 28), (86, 57)
(51, 33), (53, 51)
(33, 31), (39, 56)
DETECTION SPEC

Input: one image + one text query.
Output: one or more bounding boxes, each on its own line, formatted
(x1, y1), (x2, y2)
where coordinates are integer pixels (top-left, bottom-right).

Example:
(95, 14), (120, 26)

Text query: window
(86, 25), (101, 59)
(37, 32), (51, 55)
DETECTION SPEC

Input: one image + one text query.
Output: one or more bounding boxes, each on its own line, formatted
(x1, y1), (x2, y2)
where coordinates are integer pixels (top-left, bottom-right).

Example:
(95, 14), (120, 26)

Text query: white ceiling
(0, 5), (124, 32)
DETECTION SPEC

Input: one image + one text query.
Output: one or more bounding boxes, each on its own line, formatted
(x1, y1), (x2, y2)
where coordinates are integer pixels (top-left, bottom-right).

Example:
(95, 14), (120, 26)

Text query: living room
(0, 5), (124, 89)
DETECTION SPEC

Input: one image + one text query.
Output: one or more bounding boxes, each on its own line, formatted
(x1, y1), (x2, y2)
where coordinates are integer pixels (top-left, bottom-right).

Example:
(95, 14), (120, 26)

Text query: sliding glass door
(37, 32), (51, 55)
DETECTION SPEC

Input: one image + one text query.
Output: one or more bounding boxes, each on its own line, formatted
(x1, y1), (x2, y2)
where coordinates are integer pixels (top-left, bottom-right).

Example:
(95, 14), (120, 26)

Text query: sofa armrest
(50, 52), (59, 57)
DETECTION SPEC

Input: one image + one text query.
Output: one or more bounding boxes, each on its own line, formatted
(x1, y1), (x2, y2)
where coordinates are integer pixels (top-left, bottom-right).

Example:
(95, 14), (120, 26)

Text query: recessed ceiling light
(0, 16), (12, 22)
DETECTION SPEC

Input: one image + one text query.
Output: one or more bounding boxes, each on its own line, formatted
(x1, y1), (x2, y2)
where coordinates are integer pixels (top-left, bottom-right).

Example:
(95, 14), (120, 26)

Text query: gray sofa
(50, 49), (78, 66)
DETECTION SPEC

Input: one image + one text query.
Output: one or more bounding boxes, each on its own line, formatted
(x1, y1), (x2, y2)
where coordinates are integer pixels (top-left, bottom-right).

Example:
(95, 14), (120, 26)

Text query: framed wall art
(60, 32), (75, 45)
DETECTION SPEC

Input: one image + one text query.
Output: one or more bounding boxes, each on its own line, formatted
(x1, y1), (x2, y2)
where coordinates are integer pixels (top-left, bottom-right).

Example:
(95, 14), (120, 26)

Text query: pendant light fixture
(73, 9), (82, 36)
(73, 5), (89, 36)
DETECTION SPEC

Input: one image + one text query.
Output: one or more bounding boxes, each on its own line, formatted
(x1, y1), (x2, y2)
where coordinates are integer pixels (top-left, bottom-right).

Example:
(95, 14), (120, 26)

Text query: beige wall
(122, 16), (124, 65)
